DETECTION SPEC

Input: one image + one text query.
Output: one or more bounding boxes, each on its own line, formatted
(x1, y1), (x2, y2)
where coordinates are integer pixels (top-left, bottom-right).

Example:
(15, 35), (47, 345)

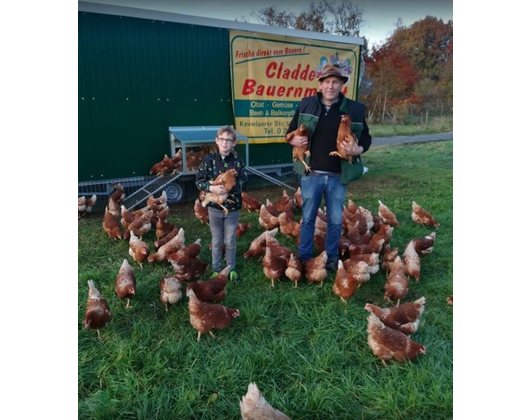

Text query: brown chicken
(384, 256), (409, 305)
(286, 123), (311, 172)
(168, 239), (201, 263)
(359, 206), (375, 231)
(155, 206), (169, 222)
(84, 280), (111, 339)
(201, 169), (239, 215)
(156, 218), (176, 240)
(412, 201), (440, 228)
(187, 287), (240, 342)
(285, 253), (303, 288)
(278, 212), (300, 239)
(150, 154), (171, 176)
(78, 194), (97, 218)
(343, 260), (371, 283)
(240, 382), (290, 420)
(128, 231), (150, 268)
(159, 276), (182, 311)
(147, 190), (167, 212)
(365, 297), (426, 335)
(338, 236), (352, 259)
(367, 314), (426, 365)
(403, 241), (421, 282)
(107, 197), (121, 218)
(382, 245), (399, 274)
(210, 168), (238, 192)
(333, 260), (361, 303)
(235, 222), (251, 238)
(148, 227), (185, 262)
(369, 224), (393, 248)
(244, 228), (278, 259)
(259, 204), (280, 230)
(265, 199), (281, 217)
(194, 199), (210, 224)
(303, 251), (328, 287)
(115, 259), (136, 309)
(124, 210), (153, 239)
(188, 266), (230, 302)
(447, 296), (453, 305)
(170, 257), (208, 282)
(345, 253), (379, 275)
(241, 192), (262, 212)
(342, 205), (356, 223)
(378, 200), (400, 227)
(186, 149), (202, 171)
(348, 238), (385, 256)
(263, 246), (288, 288)
(371, 214), (384, 233)
(411, 232), (437, 257)
(168, 149), (183, 174)
(329, 114), (356, 163)
(273, 190), (294, 214)
(265, 235), (292, 262)
(108, 183), (125, 205)
(120, 205), (138, 229)
(154, 226), (178, 250)
(103, 208), (121, 240)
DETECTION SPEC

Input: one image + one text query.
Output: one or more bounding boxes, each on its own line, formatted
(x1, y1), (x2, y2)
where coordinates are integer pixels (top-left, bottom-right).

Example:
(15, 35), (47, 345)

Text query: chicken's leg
(209, 331), (216, 338)
(126, 298), (131, 309)
(197, 331), (201, 342)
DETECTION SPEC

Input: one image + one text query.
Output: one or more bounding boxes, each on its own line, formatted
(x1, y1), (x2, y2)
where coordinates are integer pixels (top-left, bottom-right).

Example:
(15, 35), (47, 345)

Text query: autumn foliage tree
(246, 6), (452, 125)
(363, 45), (420, 122)
(362, 16), (453, 123)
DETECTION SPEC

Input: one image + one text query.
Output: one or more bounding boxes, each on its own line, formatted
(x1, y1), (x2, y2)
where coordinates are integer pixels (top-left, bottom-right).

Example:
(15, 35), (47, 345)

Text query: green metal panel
(79, 11), (355, 181)
(79, 12), (234, 181)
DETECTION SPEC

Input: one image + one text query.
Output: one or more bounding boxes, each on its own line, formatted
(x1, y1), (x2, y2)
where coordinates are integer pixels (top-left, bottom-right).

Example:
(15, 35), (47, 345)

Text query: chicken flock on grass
(79, 131), (450, 416)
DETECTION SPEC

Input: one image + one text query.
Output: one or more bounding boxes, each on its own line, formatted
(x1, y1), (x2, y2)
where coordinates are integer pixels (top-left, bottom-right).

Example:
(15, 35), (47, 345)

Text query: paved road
(372, 131), (453, 146)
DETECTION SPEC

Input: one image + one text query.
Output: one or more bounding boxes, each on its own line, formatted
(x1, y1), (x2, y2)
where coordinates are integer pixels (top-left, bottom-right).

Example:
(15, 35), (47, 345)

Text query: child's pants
(207, 207), (239, 272)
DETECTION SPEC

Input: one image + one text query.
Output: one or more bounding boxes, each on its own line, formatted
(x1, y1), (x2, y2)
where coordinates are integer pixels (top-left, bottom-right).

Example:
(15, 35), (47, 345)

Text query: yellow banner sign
(230, 30), (360, 143)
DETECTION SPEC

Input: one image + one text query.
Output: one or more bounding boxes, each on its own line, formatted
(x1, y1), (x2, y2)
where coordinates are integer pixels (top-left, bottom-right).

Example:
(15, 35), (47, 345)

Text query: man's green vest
(293, 94), (366, 185)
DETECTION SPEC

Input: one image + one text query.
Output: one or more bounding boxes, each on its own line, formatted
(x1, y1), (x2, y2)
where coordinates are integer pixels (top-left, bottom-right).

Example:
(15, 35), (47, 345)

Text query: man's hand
(209, 185), (227, 194)
(341, 135), (364, 156)
(288, 135), (308, 148)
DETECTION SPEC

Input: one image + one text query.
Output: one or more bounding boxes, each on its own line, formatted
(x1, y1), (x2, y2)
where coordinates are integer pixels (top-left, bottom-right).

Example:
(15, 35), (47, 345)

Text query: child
(196, 126), (247, 282)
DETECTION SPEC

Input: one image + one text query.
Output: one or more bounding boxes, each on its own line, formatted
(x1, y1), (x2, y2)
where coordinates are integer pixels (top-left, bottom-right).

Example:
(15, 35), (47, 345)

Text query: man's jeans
(208, 207), (239, 272)
(298, 174), (346, 263)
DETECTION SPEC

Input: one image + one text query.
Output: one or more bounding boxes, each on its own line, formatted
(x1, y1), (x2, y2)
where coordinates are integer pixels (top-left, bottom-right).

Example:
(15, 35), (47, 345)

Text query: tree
(389, 16), (453, 81)
(324, 0), (365, 37)
(252, 6), (296, 28)
(362, 44), (420, 122)
(251, 0), (365, 37)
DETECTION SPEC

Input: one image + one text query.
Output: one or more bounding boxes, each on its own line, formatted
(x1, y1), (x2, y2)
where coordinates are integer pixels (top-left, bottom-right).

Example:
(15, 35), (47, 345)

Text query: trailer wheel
(166, 183), (183, 203)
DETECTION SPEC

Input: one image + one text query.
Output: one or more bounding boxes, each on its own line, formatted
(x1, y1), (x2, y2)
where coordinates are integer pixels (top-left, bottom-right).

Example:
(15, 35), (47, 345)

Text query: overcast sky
(83, 0), (453, 47)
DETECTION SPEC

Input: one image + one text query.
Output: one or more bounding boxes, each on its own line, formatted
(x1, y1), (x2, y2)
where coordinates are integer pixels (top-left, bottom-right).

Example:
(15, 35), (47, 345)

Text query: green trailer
(78, 1), (365, 207)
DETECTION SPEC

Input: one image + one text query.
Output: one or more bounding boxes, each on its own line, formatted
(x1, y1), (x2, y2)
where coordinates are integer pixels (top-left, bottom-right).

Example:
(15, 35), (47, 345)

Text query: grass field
(78, 141), (453, 419)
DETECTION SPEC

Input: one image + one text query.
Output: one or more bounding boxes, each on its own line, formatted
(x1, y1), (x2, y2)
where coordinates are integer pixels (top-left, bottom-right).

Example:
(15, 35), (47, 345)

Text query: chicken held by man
(286, 123), (311, 172)
(329, 114), (356, 163)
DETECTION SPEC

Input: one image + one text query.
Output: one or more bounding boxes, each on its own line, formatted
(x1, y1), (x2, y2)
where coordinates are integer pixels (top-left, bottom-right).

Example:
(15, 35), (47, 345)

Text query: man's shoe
(211, 272), (219, 278)
(326, 259), (338, 272)
(229, 271), (240, 283)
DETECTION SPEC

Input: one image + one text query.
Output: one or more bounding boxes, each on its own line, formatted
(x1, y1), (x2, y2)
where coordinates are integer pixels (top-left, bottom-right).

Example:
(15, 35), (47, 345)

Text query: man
(285, 63), (371, 271)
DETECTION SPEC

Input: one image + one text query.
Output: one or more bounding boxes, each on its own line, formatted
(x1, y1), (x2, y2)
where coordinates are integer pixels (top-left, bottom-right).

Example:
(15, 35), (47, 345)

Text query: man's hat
(318, 63), (348, 83)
